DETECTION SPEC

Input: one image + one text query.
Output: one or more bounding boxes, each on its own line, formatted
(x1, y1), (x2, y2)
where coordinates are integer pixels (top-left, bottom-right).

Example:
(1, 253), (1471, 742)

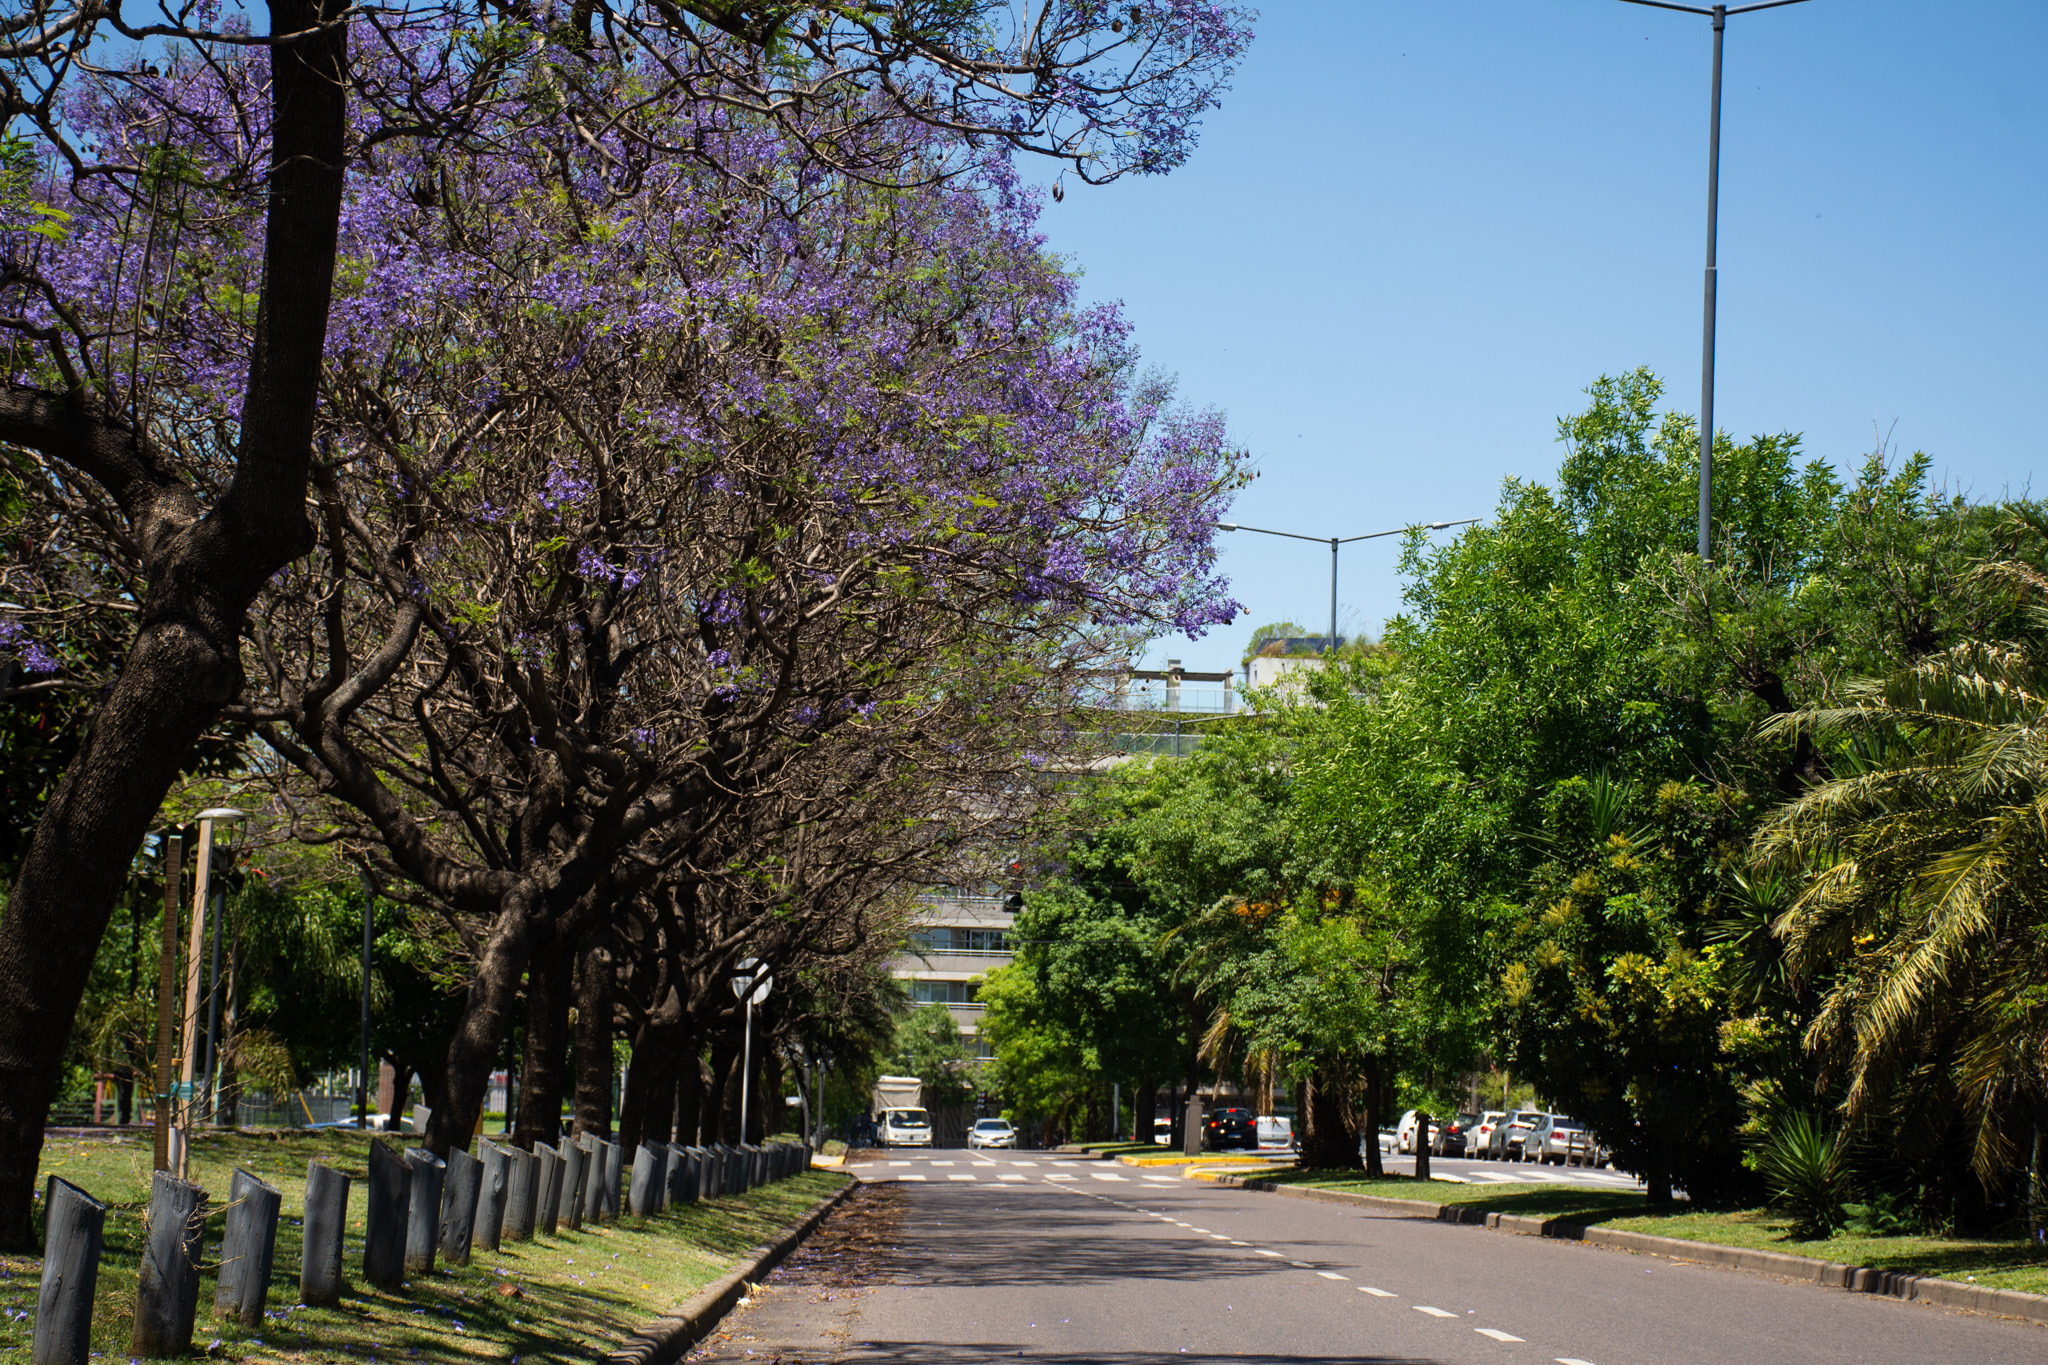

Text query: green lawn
(1248, 1169), (2048, 1297)
(0, 1130), (846, 1364)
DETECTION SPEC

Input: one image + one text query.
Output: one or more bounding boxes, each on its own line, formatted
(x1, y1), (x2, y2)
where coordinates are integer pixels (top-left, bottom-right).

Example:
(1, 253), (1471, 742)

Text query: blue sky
(1032, 0), (2046, 670)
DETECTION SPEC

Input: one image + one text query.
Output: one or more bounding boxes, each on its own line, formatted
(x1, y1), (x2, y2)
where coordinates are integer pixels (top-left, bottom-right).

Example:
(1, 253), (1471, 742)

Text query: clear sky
(1030, 0), (2047, 671)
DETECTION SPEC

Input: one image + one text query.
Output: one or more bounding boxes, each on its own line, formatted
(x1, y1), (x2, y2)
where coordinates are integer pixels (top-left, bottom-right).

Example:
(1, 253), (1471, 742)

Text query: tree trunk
(674, 1047), (705, 1146)
(706, 1038), (739, 1144)
(0, 0), (347, 1248)
(385, 1062), (414, 1131)
(511, 931), (573, 1150)
(1299, 1068), (1363, 1170)
(1134, 1080), (1157, 1145)
(1361, 1056), (1385, 1178)
(571, 926), (613, 1140)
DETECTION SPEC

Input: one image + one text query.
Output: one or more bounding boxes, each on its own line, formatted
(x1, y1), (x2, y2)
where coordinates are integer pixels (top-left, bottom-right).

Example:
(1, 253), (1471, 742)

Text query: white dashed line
(888, 1160), (910, 1167)
(1045, 1174), (1076, 1181)
(931, 1161), (955, 1167)
(1414, 1306), (1457, 1319)
(997, 1174), (1026, 1182)
(1359, 1287), (1396, 1298)
(898, 1174), (927, 1181)
(1010, 1161), (1038, 1167)
(1316, 1271), (1348, 1281)
(1229, 1240), (1250, 1246)
(1556, 1359), (1600, 1364)
(1090, 1173), (1127, 1181)
(947, 1174), (975, 1181)
(1475, 1329), (1525, 1343)
(1209, 1234), (1231, 1241)
(1187, 1227), (1211, 1233)
(972, 1161), (996, 1167)
(1255, 1249), (1283, 1258)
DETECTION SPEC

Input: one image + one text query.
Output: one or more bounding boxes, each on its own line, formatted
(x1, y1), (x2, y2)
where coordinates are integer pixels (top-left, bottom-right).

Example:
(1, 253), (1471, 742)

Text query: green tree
(893, 1004), (976, 1109)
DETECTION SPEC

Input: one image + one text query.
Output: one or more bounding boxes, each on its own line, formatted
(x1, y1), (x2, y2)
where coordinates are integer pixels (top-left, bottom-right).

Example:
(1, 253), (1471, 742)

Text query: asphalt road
(694, 1149), (2047, 1365)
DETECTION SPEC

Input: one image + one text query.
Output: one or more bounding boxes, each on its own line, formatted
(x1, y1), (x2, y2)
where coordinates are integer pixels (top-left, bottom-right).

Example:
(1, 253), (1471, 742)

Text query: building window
(908, 928), (1012, 955)
(908, 979), (980, 1005)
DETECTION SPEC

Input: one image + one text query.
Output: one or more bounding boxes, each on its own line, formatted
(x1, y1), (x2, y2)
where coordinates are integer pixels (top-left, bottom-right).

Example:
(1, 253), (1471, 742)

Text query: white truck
(872, 1075), (932, 1147)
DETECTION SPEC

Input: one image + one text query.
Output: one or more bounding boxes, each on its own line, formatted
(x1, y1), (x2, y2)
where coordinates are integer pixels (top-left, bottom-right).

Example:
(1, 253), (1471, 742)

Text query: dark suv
(1203, 1106), (1257, 1151)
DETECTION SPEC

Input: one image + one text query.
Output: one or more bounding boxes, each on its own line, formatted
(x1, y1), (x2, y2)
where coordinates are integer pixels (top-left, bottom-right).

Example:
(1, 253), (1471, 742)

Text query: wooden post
(578, 1135), (605, 1225)
(403, 1149), (445, 1275)
(362, 1140), (410, 1289)
(473, 1142), (509, 1252)
(534, 1143), (562, 1236)
(151, 833), (185, 1174)
(33, 1178), (105, 1365)
(131, 1171), (205, 1356)
(600, 1140), (623, 1220)
(627, 1143), (662, 1217)
(439, 1146), (483, 1265)
(665, 1145), (695, 1205)
(300, 1161), (350, 1307)
(214, 1168), (280, 1326)
(559, 1139), (586, 1233)
(503, 1146), (538, 1242)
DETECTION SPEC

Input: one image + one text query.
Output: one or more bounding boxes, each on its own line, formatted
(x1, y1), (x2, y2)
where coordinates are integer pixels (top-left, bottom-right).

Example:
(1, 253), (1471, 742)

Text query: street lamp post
(1217, 520), (1479, 652)
(731, 958), (774, 1144)
(1616, 0), (1815, 560)
(358, 869), (375, 1129)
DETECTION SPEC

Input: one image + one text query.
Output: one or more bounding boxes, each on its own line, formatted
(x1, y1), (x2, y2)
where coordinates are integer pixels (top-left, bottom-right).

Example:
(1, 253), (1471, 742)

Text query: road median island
(1214, 1169), (2048, 1325)
(6, 1129), (849, 1365)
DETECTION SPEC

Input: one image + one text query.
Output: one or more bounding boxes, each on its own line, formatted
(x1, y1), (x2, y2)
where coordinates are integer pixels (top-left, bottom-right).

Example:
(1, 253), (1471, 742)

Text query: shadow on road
(840, 1346), (1431, 1364)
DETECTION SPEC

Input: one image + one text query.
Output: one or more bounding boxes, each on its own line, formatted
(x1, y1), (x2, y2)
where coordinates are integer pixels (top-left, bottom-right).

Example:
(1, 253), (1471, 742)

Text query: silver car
(967, 1117), (1016, 1149)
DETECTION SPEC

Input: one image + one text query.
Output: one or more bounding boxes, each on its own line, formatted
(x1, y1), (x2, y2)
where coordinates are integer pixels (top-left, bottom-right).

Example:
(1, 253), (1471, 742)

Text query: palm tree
(1756, 528), (2048, 1188)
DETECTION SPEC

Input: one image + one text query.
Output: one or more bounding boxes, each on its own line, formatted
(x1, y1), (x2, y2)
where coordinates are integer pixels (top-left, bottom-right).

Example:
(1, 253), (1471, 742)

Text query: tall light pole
(731, 958), (773, 1143)
(1616, 0), (1815, 560)
(358, 869), (376, 1129)
(1217, 520), (1479, 651)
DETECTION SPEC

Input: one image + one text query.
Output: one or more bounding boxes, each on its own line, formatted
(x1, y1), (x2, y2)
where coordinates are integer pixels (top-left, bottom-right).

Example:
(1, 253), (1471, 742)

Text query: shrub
(1757, 1110), (1850, 1239)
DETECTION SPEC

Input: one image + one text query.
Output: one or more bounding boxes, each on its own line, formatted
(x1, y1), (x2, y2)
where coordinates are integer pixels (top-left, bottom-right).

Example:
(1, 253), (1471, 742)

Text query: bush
(1757, 1111), (1850, 1239)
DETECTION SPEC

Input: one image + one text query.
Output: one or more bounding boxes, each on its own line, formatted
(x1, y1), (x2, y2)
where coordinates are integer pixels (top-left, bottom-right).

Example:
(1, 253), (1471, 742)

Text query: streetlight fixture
(1614, 0), (1816, 560)
(1216, 520), (1479, 652)
(731, 958), (774, 1143)
(176, 806), (243, 1177)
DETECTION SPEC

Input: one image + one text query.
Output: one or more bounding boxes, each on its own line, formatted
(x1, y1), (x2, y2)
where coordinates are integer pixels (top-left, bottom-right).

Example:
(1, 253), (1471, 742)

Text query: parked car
(1433, 1112), (1483, 1156)
(1256, 1115), (1296, 1151)
(1395, 1109), (1442, 1155)
(1153, 1117), (1175, 1145)
(878, 1107), (933, 1147)
(1466, 1111), (1506, 1158)
(1203, 1105), (1258, 1150)
(1525, 1114), (1588, 1165)
(967, 1117), (1017, 1149)
(1485, 1110), (1546, 1161)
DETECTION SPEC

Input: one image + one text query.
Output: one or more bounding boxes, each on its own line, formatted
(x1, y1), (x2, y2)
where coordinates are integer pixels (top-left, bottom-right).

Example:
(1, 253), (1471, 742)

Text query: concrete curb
(604, 1179), (856, 1365)
(1212, 1173), (2048, 1326)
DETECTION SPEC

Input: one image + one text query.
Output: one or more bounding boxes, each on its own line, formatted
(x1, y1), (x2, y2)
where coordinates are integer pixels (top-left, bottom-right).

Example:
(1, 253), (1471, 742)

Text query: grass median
(1244, 1167), (2048, 1297)
(0, 1130), (847, 1365)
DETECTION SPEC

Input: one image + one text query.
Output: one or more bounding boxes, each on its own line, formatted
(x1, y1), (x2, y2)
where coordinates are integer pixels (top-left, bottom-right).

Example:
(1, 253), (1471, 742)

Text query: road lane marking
(947, 1174), (975, 1181)
(1288, 1260), (1313, 1268)
(1009, 1161), (1038, 1167)
(1229, 1240), (1250, 1246)
(1317, 1271), (1348, 1281)
(1414, 1306), (1457, 1318)
(888, 1161), (909, 1167)
(1090, 1172), (1127, 1181)
(931, 1161), (955, 1166)
(1556, 1359), (1599, 1364)
(1045, 1174), (1076, 1181)
(898, 1174), (927, 1181)
(997, 1174), (1026, 1182)
(1255, 1249), (1283, 1258)
(1187, 1227), (1211, 1233)
(1475, 1329), (1525, 1342)
(1209, 1234), (1231, 1241)
(972, 1161), (996, 1167)
(1359, 1287), (1395, 1297)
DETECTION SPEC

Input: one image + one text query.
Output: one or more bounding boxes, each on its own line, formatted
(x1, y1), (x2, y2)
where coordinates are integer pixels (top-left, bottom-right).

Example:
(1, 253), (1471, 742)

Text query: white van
(879, 1107), (933, 1147)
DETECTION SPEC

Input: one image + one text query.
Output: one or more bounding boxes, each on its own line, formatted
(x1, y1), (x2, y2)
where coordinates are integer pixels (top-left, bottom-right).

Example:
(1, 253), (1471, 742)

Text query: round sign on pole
(731, 958), (773, 1006)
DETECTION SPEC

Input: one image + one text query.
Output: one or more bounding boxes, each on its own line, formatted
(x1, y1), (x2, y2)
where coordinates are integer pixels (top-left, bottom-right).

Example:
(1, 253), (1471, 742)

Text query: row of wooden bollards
(32, 1136), (813, 1365)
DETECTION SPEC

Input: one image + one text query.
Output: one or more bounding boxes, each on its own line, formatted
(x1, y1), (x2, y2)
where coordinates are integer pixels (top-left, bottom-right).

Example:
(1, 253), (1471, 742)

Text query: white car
(1256, 1115), (1295, 1151)
(967, 1118), (1017, 1149)
(878, 1107), (933, 1147)
(1394, 1109), (1441, 1155)
(1466, 1110), (1507, 1157)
